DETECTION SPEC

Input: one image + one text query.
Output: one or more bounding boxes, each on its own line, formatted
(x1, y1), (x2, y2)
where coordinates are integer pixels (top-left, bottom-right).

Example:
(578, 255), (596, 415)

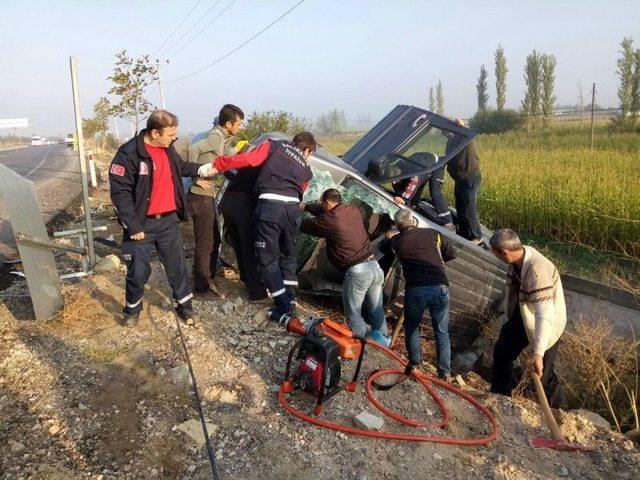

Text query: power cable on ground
(156, 264), (220, 480)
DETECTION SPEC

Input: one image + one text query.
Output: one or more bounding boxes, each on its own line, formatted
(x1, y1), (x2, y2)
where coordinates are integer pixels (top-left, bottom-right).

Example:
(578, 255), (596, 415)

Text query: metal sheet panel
(0, 163), (62, 319)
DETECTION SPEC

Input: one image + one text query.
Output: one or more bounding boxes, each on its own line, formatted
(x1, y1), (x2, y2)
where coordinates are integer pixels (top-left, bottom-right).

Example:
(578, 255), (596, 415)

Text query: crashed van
(215, 105), (506, 347)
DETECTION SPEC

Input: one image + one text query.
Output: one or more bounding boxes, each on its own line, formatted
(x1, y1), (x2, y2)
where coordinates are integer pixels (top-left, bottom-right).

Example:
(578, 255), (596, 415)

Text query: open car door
(341, 105), (477, 185)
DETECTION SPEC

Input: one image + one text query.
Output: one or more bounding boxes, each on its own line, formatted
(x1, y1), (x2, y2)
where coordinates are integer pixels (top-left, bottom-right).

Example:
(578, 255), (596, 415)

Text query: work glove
(197, 163), (218, 178)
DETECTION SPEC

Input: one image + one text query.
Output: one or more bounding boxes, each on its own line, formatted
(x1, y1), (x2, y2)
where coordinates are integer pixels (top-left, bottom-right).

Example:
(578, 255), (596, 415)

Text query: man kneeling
(301, 188), (390, 346)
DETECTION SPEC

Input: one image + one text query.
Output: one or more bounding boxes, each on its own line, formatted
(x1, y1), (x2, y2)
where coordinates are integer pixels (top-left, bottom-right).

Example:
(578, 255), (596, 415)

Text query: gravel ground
(1, 161), (639, 480)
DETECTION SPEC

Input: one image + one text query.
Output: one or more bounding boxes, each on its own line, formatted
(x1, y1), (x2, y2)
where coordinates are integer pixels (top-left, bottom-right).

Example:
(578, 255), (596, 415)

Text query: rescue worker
(207, 132), (315, 322)
(219, 154), (269, 304)
(300, 188), (390, 346)
(186, 104), (245, 298)
(109, 110), (215, 326)
(380, 208), (456, 379)
(489, 228), (568, 408)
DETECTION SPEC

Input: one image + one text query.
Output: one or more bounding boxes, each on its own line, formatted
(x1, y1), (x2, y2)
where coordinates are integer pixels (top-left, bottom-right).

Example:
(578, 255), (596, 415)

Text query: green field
(318, 121), (640, 290)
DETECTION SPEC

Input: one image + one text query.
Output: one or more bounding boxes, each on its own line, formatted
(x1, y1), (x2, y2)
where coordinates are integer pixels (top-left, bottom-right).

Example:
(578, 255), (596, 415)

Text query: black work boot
(176, 304), (197, 326)
(122, 311), (140, 327)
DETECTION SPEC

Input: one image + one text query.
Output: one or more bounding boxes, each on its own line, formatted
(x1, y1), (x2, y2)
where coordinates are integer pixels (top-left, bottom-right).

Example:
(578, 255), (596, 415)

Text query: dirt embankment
(1, 159), (639, 479)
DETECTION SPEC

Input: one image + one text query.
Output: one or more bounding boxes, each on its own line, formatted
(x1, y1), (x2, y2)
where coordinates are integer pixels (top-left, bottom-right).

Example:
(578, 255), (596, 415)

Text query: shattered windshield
(302, 166), (398, 218)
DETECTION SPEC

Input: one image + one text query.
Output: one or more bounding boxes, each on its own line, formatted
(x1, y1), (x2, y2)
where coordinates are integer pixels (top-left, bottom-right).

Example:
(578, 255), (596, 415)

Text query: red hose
(278, 340), (499, 445)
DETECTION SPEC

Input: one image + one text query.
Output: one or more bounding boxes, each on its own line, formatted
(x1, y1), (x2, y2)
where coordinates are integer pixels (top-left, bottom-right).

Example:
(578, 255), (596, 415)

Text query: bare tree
(577, 80), (585, 128)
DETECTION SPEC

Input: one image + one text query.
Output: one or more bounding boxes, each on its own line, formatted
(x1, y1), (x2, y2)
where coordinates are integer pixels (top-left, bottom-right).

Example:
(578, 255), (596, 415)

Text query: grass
(317, 120), (640, 290)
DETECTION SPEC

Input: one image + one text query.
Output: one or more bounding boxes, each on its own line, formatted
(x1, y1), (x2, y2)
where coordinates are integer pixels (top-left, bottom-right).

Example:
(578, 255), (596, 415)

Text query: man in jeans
(186, 104), (244, 298)
(300, 188), (390, 345)
(381, 208), (456, 378)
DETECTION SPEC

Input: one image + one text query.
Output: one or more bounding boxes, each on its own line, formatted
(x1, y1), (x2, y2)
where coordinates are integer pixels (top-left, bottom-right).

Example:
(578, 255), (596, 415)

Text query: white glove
(197, 163), (217, 178)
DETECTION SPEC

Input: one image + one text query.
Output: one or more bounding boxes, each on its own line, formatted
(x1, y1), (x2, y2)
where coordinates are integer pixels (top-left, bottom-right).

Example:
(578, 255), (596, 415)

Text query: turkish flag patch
(110, 164), (125, 176)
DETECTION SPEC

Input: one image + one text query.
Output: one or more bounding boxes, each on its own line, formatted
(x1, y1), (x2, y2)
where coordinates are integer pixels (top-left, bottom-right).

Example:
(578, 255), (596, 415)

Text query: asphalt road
(0, 145), (81, 258)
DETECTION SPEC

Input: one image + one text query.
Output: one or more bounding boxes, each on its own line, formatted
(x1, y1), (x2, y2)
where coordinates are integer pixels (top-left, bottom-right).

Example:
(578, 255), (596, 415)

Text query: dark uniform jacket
(446, 140), (480, 181)
(213, 140), (312, 200)
(300, 203), (373, 272)
(380, 226), (456, 287)
(109, 129), (201, 235)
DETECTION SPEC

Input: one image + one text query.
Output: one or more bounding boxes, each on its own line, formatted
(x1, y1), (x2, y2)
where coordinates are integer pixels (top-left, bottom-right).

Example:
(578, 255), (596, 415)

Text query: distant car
(58, 139), (64, 145)
(65, 133), (74, 148)
(214, 105), (506, 347)
(31, 136), (43, 147)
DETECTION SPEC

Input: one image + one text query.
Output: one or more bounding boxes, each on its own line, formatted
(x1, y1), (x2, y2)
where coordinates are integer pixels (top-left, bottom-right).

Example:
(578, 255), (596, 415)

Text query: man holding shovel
(488, 228), (568, 408)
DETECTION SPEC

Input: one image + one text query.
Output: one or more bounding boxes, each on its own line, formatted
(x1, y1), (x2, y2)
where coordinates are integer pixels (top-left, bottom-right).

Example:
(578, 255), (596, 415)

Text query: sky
(1, 0), (639, 137)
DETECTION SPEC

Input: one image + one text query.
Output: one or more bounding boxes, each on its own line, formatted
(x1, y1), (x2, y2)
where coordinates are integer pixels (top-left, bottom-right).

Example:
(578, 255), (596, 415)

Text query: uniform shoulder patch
(139, 162), (149, 175)
(110, 164), (125, 177)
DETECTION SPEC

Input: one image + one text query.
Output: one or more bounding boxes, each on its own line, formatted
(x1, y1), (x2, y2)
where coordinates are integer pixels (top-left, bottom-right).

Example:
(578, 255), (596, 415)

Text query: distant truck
(65, 133), (74, 148)
(31, 136), (43, 147)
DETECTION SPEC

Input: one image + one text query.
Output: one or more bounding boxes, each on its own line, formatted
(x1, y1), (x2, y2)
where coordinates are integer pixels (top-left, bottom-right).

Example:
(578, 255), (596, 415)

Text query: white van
(31, 136), (43, 147)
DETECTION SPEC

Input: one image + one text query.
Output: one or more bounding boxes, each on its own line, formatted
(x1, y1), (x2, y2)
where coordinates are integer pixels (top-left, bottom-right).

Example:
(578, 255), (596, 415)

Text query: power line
(167, 0), (238, 60)
(167, 0), (307, 84)
(159, 0), (223, 59)
(150, 0), (204, 58)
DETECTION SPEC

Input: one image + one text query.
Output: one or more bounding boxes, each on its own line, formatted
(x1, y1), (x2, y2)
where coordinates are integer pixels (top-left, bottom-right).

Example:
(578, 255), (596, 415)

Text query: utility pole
(69, 56), (96, 268)
(590, 82), (596, 151)
(156, 59), (168, 110)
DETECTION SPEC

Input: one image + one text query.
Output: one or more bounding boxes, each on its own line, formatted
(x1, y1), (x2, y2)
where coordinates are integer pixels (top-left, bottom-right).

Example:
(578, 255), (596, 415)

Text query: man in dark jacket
(109, 110), (213, 326)
(300, 188), (390, 345)
(380, 208), (456, 378)
(446, 119), (483, 243)
(218, 161), (268, 303)
(207, 132), (315, 322)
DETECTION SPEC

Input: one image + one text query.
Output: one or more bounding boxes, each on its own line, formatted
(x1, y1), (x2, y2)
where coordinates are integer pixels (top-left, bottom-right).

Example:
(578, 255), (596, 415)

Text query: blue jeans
(342, 260), (388, 339)
(404, 284), (451, 376)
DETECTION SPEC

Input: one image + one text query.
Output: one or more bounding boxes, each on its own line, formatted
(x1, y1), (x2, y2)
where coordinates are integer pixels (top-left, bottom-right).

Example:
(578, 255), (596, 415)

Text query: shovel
(530, 372), (593, 452)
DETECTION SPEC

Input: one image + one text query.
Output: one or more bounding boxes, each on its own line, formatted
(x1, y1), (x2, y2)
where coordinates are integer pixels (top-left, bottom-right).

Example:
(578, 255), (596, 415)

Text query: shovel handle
(532, 372), (564, 441)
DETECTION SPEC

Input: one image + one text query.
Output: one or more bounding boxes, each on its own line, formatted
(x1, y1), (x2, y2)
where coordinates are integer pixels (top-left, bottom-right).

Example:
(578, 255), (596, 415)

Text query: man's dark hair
(321, 188), (341, 204)
(292, 131), (317, 153)
(218, 104), (244, 126)
(147, 109), (179, 132)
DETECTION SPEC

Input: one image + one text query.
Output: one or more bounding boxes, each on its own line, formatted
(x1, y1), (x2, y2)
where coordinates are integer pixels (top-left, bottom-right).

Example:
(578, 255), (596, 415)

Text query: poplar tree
(436, 80), (444, 115)
(428, 86), (436, 111)
(495, 45), (507, 111)
(476, 65), (489, 112)
(541, 53), (557, 118)
(522, 50), (542, 117)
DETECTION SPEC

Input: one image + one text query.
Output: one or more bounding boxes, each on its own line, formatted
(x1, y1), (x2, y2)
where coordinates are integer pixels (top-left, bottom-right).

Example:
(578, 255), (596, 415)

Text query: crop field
(318, 121), (640, 288)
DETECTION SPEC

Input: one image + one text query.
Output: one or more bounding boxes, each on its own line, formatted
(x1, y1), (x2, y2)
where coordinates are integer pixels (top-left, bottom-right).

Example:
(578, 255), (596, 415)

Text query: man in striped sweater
(489, 228), (568, 408)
